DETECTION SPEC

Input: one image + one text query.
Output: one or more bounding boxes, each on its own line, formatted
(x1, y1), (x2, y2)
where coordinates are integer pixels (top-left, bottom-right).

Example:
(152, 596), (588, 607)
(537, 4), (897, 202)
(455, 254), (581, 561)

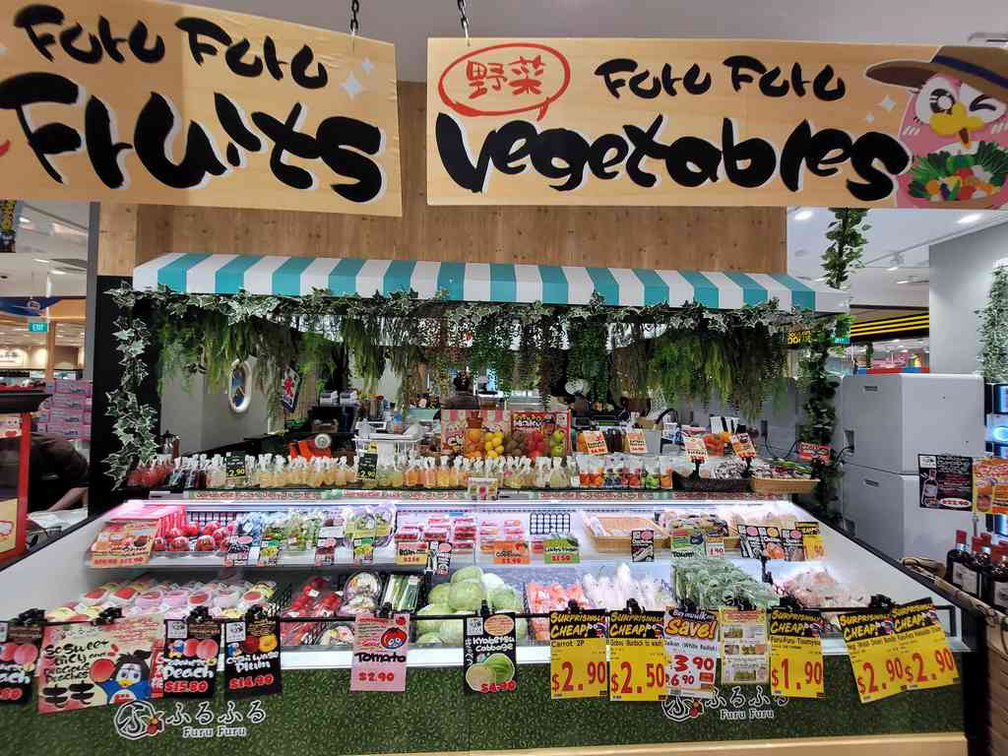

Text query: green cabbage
(481, 572), (505, 593)
(490, 587), (522, 612)
(427, 583), (452, 606)
(448, 581), (486, 611)
(451, 565), (484, 584)
(416, 603), (451, 635)
(416, 632), (442, 646)
(440, 611), (470, 644)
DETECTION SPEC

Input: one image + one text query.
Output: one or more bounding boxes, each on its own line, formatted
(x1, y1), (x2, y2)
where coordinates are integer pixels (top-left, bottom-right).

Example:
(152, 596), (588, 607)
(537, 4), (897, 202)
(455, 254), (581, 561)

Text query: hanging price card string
(608, 600), (667, 702)
(839, 595), (904, 704)
(0, 609), (45, 706)
(550, 605), (608, 700)
(664, 607), (719, 699)
(769, 605), (825, 699)
(891, 599), (958, 691)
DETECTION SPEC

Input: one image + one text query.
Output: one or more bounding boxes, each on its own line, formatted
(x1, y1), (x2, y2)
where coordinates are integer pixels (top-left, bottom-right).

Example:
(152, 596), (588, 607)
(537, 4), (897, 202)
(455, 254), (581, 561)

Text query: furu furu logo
(661, 685), (788, 723)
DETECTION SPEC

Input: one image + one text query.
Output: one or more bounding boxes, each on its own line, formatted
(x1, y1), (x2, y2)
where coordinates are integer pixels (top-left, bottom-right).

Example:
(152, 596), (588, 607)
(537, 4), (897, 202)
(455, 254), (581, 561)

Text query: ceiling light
(896, 278), (912, 284)
(33, 258), (48, 264)
(793, 209), (813, 221)
(49, 269), (67, 276)
(814, 276), (826, 282)
(957, 213), (983, 225)
(19, 216), (31, 224)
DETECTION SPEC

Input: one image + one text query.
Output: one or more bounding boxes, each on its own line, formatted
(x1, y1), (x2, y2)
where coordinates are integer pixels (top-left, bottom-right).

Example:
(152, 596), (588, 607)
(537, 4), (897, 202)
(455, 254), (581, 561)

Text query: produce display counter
(0, 490), (981, 756)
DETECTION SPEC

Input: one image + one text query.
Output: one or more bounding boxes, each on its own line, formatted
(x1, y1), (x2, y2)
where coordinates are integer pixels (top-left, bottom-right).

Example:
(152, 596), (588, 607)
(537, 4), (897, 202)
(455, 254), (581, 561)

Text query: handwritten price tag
(769, 608), (824, 700)
(395, 541), (427, 566)
(730, 432), (756, 458)
(608, 610), (666, 702)
(625, 428), (648, 454)
(683, 436), (708, 463)
(839, 610), (904, 704)
(492, 539), (530, 565)
(580, 430), (608, 456)
(798, 442), (831, 463)
(549, 611), (608, 700)
(664, 608), (719, 699)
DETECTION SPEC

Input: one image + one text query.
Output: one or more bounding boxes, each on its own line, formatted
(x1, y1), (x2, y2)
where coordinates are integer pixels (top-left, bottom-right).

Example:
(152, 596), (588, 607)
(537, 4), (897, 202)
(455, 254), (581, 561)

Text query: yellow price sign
(608, 610), (666, 702)
(839, 609), (905, 704)
(395, 541), (427, 566)
(549, 611), (608, 699)
(892, 600), (959, 691)
(769, 608), (825, 700)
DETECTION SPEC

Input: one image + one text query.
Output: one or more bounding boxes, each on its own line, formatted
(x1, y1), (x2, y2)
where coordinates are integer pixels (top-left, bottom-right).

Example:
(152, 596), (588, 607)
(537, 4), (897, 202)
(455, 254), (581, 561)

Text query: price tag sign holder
(664, 608), (719, 699)
(608, 602), (666, 702)
(549, 608), (608, 699)
(839, 598), (904, 704)
(769, 607), (825, 699)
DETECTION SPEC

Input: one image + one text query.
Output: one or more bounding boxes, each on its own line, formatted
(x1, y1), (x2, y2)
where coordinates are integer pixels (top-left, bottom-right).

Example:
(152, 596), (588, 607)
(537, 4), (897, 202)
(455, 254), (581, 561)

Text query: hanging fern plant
(979, 263), (1008, 383)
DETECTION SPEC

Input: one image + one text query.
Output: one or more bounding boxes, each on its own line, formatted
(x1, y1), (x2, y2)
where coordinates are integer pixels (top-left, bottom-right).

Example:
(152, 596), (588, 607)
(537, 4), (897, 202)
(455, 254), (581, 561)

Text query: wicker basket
(750, 477), (819, 495)
(585, 516), (670, 552)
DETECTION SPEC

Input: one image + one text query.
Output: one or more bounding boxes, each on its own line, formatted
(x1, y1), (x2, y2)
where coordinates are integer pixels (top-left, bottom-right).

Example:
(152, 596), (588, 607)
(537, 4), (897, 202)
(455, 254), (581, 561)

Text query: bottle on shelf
(988, 545), (1008, 612)
(946, 530), (980, 597)
(976, 538), (994, 600)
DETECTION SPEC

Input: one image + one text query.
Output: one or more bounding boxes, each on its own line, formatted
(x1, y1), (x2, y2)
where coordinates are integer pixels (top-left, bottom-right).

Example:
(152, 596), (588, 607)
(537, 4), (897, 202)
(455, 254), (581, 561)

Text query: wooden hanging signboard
(427, 38), (1008, 209)
(0, 0), (402, 215)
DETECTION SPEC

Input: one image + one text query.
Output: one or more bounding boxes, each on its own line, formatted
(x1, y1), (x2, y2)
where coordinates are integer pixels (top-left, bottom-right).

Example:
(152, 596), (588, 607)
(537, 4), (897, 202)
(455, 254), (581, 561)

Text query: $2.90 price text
(857, 647), (956, 698)
(551, 658), (607, 696)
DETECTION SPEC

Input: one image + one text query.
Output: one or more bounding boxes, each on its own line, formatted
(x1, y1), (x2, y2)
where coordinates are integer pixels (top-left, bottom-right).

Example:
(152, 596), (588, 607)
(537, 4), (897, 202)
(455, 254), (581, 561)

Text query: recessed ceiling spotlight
(793, 208), (813, 221)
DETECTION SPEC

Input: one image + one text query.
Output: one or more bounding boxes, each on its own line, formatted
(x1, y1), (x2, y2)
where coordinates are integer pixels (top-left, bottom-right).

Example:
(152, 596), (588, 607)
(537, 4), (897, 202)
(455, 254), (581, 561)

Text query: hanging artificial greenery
(979, 263), (1008, 383)
(646, 304), (789, 419)
(103, 283), (822, 487)
(800, 206), (868, 519)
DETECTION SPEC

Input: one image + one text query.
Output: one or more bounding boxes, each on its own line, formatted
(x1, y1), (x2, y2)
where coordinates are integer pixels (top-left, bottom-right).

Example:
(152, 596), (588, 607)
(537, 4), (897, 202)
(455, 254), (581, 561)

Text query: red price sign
(798, 442), (831, 463)
(492, 539), (530, 565)
(228, 673), (275, 691)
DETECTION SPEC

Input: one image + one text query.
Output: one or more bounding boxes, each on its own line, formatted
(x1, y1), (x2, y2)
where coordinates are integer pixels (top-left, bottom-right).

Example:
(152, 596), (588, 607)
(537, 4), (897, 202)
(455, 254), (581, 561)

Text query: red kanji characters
(466, 60), (507, 99)
(509, 55), (545, 96)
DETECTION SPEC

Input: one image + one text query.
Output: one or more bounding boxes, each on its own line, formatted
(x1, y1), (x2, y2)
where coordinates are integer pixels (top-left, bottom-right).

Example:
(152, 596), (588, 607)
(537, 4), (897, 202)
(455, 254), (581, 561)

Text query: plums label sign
(162, 621), (221, 700)
(350, 614), (410, 693)
(0, 623), (43, 705)
(224, 618), (281, 698)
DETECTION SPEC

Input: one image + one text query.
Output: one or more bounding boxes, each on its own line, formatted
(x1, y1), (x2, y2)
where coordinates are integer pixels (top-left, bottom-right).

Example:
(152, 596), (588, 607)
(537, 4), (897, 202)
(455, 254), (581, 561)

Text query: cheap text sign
(428, 39), (1008, 210)
(0, 0), (402, 215)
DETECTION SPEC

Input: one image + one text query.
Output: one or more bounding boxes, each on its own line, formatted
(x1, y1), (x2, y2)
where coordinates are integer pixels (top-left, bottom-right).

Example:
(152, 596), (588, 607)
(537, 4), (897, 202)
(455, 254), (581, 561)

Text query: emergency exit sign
(27, 320), (47, 333)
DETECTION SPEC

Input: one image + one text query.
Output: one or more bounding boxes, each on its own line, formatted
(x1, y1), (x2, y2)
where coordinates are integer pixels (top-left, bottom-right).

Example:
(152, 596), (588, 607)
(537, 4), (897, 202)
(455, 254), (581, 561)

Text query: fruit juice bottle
(330, 458), (344, 487)
(549, 457), (566, 488)
(345, 459), (358, 486)
(423, 458), (437, 489)
(659, 455), (674, 489)
(449, 457), (462, 488)
(404, 456), (419, 488)
(568, 456), (580, 488)
(591, 459), (605, 489)
(376, 461), (391, 488)
(579, 453), (592, 487)
(460, 458), (472, 487)
(534, 457), (550, 488)
(437, 455), (451, 488)
(390, 455), (405, 488)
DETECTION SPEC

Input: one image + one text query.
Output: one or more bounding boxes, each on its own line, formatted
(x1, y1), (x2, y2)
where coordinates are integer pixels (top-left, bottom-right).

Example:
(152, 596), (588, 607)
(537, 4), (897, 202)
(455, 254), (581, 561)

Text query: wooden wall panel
(97, 202), (138, 276)
(128, 82), (785, 273)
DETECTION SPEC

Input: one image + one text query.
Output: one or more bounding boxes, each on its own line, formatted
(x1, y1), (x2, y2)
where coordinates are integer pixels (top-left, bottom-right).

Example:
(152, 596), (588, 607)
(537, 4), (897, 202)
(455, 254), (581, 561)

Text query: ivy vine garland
(105, 284), (824, 488)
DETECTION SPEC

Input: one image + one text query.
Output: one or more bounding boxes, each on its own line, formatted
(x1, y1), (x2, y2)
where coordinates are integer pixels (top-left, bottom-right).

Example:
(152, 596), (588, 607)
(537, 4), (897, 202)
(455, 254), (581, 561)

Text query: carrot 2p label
(223, 618), (281, 698)
(0, 622), (42, 705)
(162, 620), (221, 700)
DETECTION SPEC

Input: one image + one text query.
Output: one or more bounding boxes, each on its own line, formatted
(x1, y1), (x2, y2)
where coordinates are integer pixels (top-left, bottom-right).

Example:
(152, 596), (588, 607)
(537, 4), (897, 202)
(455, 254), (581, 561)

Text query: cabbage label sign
(427, 39), (1008, 209)
(0, 0), (401, 215)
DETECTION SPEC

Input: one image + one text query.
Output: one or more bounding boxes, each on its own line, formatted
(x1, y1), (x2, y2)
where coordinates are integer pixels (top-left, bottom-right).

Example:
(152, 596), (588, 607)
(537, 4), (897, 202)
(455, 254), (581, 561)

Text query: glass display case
(0, 491), (980, 756)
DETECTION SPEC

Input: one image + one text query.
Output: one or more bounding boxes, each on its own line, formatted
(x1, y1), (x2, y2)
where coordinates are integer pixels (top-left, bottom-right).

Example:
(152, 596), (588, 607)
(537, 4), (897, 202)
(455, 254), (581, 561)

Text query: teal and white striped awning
(132, 254), (848, 312)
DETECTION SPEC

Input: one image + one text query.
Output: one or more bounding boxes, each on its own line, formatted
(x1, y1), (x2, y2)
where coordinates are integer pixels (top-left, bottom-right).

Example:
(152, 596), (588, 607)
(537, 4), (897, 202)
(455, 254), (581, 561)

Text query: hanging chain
(349, 0), (360, 38)
(457, 0), (470, 45)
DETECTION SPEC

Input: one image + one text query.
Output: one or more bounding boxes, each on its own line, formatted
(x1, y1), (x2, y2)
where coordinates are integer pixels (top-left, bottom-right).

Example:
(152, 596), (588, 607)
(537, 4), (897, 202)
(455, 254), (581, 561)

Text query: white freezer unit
(842, 464), (974, 562)
(839, 373), (984, 475)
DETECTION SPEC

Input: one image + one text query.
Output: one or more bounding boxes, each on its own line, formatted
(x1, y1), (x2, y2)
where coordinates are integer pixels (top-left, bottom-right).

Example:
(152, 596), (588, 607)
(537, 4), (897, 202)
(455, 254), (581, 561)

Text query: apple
(202, 521), (220, 535)
(194, 535), (215, 552)
(170, 536), (190, 552)
(166, 527), (184, 540)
